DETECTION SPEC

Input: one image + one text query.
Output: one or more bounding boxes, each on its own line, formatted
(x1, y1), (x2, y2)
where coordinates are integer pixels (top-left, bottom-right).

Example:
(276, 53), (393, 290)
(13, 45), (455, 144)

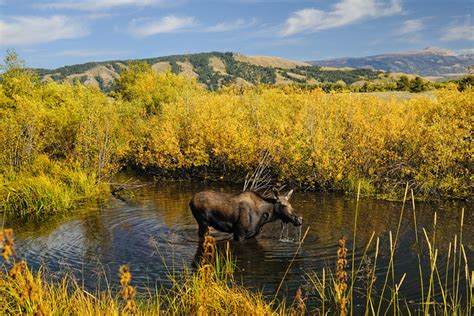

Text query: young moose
(190, 189), (303, 241)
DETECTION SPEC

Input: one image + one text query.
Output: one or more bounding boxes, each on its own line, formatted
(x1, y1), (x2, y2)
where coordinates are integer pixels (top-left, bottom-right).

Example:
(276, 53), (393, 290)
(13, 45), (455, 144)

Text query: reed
(0, 229), (285, 315)
(304, 184), (471, 315)
(0, 160), (105, 217)
(0, 187), (471, 315)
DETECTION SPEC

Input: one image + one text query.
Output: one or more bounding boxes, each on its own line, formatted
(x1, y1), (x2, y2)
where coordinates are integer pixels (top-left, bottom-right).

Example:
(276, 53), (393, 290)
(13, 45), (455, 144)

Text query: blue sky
(1, 0), (473, 69)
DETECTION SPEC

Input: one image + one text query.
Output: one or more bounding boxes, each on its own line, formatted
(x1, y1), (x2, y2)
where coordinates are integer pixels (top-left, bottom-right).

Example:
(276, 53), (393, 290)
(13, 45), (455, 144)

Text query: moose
(190, 189), (303, 241)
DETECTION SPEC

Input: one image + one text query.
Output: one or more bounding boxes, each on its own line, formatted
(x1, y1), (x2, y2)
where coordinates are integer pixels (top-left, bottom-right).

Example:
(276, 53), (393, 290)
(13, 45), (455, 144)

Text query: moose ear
(286, 189), (294, 200)
(272, 188), (279, 199)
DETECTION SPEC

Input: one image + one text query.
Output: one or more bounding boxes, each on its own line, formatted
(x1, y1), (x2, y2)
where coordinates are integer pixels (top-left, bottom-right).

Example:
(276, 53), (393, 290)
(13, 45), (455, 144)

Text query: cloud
(0, 15), (88, 45)
(441, 17), (474, 41)
(281, 0), (402, 36)
(128, 15), (196, 37)
(41, 0), (170, 11)
(204, 18), (256, 32)
(397, 18), (425, 35)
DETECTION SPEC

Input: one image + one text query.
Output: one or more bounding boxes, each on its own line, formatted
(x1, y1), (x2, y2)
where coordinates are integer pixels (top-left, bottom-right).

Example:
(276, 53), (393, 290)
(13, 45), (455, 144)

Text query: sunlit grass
(305, 186), (472, 315)
(0, 234), (289, 315)
(1, 186), (471, 315)
(0, 156), (105, 217)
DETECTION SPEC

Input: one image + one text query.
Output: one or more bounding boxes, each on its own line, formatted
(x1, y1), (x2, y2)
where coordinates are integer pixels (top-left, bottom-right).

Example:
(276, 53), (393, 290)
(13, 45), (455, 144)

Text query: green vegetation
(35, 52), (392, 91)
(1, 51), (472, 217)
(287, 66), (383, 84)
(452, 75), (474, 91)
(395, 75), (428, 92)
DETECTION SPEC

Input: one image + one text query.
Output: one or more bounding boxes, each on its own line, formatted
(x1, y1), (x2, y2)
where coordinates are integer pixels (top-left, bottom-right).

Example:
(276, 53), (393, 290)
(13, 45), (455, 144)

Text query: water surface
(6, 175), (472, 311)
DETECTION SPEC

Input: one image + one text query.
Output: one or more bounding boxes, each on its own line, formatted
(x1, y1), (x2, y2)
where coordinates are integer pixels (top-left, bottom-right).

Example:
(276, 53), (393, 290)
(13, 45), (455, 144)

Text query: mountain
(35, 52), (398, 91)
(309, 47), (474, 80)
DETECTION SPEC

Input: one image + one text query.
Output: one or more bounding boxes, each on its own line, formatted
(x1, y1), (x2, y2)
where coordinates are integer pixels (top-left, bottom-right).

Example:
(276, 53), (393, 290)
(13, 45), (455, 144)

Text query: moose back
(190, 189), (303, 241)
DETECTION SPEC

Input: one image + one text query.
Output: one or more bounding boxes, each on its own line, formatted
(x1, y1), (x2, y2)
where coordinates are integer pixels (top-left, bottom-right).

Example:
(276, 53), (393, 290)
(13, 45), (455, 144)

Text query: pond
(5, 174), (473, 312)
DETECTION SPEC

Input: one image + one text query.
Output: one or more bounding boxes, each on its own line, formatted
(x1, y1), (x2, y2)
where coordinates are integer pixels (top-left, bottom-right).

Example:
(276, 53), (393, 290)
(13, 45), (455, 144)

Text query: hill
(309, 47), (474, 80)
(35, 52), (398, 91)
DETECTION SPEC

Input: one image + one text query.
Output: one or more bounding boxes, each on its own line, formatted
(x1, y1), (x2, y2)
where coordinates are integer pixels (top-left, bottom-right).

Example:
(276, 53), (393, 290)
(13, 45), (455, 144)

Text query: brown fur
(190, 189), (302, 241)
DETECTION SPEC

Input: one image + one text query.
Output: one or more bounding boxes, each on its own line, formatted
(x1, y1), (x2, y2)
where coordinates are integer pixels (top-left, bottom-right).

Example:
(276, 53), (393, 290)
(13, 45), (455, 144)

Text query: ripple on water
(7, 179), (473, 309)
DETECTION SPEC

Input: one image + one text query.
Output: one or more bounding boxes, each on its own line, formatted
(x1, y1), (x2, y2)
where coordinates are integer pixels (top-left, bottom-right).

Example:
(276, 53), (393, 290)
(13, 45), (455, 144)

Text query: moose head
(272, 189), (303, 226)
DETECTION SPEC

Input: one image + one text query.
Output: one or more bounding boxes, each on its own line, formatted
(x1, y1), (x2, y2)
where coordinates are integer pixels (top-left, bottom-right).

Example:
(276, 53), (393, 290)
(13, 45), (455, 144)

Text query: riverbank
(1, 53), (472, 217)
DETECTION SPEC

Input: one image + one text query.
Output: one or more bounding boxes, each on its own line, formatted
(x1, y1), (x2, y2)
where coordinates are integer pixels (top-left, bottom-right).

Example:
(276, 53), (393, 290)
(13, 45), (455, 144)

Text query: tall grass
(0, 233), (289, 315)
(0, 156), (105, 217)
(1, 188), (471, 314)
(306, 186), (472, 315)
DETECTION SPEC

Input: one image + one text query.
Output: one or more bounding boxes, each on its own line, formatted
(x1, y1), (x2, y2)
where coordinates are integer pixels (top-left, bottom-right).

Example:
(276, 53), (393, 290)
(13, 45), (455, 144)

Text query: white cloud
(205, 18), (256, 32)
(128, 15), (196, 37)
(0, 15), (88, 45)
(398, 19), (424, 35)
(441, 18), (474, 41)
(281, 0), (402, 36)
(42, 0), (170, 11)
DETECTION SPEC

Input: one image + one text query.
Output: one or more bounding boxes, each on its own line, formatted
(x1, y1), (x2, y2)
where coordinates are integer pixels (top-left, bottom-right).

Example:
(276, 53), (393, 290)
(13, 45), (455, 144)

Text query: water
(5, 175), (473, 312)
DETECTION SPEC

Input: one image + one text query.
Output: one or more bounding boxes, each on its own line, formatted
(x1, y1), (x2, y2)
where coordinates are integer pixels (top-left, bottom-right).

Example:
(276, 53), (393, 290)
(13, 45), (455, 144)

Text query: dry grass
(0, 233), (290, 316)
(360, 90), (437, 100)
(67, 65), (119, 87)
(151, 62), (172, 73)
(233, 53), (310, 69)
(0, 186), (471, 315)
(306, 185), (472, 315)
(176, 61), (199, 79)
(208, 57), (228, 75)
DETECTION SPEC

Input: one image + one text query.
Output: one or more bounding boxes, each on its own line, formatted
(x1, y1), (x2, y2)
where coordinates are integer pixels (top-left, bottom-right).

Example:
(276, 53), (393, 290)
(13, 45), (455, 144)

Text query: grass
(0, 186), (471, 315)
(305, 186), (472, 315)
(0, 235), (290, 315)
(0, 156), (106, 218)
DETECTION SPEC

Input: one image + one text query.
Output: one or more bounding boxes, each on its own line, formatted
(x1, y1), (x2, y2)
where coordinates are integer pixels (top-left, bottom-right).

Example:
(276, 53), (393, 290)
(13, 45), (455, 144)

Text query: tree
(360, 82), (370, 92)
(457, 75), (474, 92)
(410, 76), (427, 93)
(0, 49), (38, 98)
(396, 76), (411, 91)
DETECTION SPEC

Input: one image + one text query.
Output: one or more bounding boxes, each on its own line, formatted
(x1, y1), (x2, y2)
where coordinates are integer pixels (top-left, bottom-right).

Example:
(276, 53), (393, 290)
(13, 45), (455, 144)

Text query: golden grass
(0, 187), (471, 315)
(233, 54), (310, 69)
(0, 233), (290, 316)
(306, 186), (472, 315)
(0, 157), (105, 217)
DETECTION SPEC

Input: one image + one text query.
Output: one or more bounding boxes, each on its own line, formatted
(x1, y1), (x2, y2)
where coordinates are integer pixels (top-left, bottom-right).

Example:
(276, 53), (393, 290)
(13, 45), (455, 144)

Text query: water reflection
(5, 176), (473, 310)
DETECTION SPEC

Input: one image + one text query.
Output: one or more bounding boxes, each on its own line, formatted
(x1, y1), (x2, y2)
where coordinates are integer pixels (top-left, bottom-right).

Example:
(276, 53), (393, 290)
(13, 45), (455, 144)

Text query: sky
(0, 0), (473, 69)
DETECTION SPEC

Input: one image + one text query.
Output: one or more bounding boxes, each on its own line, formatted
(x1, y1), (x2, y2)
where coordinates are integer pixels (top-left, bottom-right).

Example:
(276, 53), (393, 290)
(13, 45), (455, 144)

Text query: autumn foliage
(0, 54), (472, 216)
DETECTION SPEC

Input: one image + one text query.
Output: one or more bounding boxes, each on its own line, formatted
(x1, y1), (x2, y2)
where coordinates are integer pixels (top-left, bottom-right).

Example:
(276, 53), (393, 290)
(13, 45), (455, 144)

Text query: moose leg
(198, 222), (209, 239)
(234, 202), (257, 241)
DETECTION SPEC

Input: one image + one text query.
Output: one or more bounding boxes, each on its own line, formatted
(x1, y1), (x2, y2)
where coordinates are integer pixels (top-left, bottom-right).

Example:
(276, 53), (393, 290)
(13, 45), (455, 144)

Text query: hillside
(35, 52), (395, 91)
(310, 47), (474, 79)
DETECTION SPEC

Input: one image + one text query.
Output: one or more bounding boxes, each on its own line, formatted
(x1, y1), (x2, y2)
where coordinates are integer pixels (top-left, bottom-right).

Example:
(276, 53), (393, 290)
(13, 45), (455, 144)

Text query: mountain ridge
(34, 48), (472, 91)
(35, 52), (392, 91)
(310, 47), (474, 79)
